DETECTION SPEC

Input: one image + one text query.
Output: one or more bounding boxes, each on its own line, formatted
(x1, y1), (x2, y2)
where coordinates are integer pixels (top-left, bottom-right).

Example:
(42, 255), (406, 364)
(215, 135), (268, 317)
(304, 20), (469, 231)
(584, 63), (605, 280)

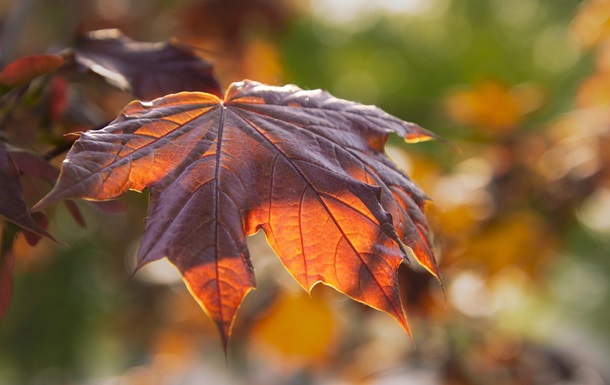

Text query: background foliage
(1, 0), (609, 384)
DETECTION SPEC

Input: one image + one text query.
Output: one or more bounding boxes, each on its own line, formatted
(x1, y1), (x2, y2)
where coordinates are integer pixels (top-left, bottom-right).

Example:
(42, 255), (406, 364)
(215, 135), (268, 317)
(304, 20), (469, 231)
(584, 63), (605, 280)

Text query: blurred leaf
(571, 0), (610, 49)
(252, 292), (336, 362)
(433, 205), (479, 237)
(0, 54), (64, 90)
(0, 251), (14, 320)
(35, 80), (438, 347)
(5, 145), (59, 181)
(20, 212), (49, 247)
(45, 75), (68, 122)
(576, 71), (610, 108)
(62, 200), (86, 228)
(240, 38), (284, 84)
(73, 29), (222, 100)
(178, 0), (293, 44)
(460, 211), (556, 275)
(0, 144), (87, 231)
(444, 80), (544, 135)
(0, 143), (53, 240)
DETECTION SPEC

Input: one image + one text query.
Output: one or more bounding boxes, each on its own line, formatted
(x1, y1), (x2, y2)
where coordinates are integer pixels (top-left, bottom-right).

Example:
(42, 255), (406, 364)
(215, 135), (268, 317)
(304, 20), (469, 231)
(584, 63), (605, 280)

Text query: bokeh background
(1, 0), (610, 384)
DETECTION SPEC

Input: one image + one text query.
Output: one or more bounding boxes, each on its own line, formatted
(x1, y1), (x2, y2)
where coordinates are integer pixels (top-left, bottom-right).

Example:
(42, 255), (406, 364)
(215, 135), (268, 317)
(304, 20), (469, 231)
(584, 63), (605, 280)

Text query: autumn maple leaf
(34, 80), (439, 348)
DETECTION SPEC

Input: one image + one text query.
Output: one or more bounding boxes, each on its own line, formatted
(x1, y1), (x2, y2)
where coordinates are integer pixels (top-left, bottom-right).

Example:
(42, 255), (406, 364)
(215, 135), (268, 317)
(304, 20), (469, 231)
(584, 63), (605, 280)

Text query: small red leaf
(0, 54), (64, 88)
(0, 252), (14, 321)
(73, 29), (222, 100)
(21, 212), (50, 246)
(46, 75), (69, 122)
(63, 201), (86, 228)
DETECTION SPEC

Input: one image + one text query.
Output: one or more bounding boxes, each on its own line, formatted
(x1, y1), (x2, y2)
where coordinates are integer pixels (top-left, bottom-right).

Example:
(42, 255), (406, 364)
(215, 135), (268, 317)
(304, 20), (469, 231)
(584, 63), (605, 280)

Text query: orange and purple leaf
(35, 80), (439, 346)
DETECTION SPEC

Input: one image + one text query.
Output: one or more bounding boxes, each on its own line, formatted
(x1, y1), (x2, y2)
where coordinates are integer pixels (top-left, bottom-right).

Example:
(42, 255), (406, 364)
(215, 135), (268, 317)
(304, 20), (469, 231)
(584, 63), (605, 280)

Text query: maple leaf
(72, 29), (222, 100)
(35, 80), (439, 347)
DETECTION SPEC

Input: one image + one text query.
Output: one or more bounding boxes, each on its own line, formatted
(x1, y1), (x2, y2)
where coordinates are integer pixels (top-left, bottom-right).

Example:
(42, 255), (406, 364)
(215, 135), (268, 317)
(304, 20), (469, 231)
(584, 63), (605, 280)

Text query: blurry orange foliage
(457, 211), (556, 276)
(571, 0), (610, 48)
(251, 292), (337, 364)
(241, 38), (284, 85)
(444, 80), (544, 136)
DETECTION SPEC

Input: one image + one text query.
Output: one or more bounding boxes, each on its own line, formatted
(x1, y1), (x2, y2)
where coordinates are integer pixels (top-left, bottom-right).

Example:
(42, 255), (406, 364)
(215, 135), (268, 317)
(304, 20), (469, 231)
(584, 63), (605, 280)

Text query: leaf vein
(231, 110), (393, 300)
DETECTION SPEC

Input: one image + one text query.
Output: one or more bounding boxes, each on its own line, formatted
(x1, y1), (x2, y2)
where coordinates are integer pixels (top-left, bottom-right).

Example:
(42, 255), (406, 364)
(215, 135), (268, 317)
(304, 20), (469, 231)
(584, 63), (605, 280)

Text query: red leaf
(35, 80), (439, 347)
(0, 252), (14, 321)
(21, 211), (50, 246)
(46, 75), (69, 122)
(0, 143), (55, 241)
(73, 29), (222, 100)
(63, 200), (86, 228)
(0, 54), (64, 88)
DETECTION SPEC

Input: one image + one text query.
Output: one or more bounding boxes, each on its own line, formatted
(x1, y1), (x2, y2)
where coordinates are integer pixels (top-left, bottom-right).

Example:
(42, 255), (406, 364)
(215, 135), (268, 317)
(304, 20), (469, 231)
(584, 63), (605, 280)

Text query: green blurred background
(1, 0), (609, 384)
